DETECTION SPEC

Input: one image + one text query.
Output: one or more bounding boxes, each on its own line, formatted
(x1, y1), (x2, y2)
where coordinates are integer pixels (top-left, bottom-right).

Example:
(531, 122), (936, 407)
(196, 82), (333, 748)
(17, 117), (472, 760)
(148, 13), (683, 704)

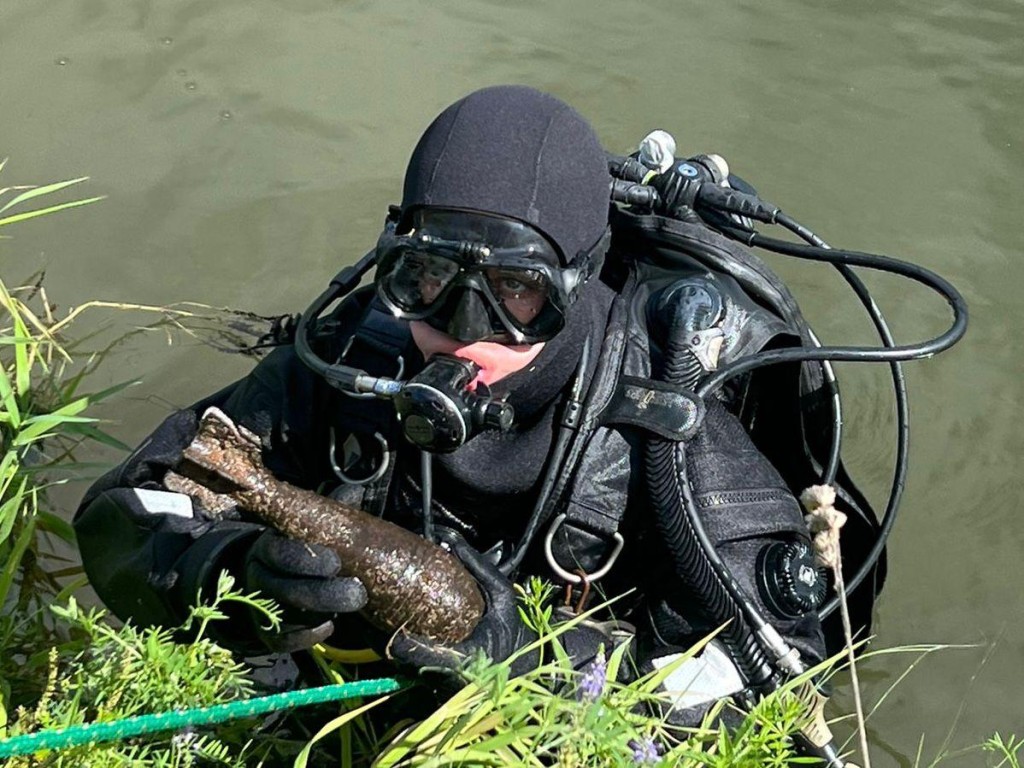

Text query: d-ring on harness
(543, 512), (625, 585)
(329, 428), (390, 486)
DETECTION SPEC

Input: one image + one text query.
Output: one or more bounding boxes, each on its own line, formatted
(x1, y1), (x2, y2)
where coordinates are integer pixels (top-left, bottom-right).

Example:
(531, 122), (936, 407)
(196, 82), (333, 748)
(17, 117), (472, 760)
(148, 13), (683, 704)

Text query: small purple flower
(628, 737), (663, 765)
(577, 650), (607, 702)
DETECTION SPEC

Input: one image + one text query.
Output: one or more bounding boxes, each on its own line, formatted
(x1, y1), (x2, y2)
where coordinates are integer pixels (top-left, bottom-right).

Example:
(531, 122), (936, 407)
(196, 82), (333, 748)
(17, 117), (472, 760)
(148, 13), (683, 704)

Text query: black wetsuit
(74, 259), (828, 674)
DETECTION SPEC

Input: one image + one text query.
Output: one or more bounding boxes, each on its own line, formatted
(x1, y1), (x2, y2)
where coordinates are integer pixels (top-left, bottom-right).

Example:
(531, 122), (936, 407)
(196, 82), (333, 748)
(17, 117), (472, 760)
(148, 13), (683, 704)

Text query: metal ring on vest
(329, 429), (391, 486)
(543, 513), (625, 585)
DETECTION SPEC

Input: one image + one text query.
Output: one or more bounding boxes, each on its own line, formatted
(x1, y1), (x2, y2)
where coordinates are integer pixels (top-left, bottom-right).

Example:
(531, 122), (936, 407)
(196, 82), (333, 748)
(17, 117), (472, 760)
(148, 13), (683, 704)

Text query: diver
(73, 85), (967, 763)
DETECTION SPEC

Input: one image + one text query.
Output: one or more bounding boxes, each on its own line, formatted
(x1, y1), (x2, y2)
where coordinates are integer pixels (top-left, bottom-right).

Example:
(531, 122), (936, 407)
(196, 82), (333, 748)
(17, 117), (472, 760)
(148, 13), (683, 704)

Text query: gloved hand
(245, 530), (368, 653)
(388, 530), (534, 678)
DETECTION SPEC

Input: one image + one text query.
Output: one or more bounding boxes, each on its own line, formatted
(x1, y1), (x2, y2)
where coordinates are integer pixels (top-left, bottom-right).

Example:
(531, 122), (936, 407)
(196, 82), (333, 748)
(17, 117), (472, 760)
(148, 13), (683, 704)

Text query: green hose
(0, 677), (404, 759)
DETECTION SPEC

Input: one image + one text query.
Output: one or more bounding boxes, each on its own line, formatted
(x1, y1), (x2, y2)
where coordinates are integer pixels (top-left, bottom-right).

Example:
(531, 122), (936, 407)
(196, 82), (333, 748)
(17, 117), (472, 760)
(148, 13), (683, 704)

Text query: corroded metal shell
(176, 408), (484, 644)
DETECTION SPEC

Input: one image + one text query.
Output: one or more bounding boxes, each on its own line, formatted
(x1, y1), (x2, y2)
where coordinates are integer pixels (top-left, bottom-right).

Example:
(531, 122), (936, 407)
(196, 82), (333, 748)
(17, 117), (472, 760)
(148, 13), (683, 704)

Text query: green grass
(1, 161), (1020, 768)
(3, 573), (282, 768)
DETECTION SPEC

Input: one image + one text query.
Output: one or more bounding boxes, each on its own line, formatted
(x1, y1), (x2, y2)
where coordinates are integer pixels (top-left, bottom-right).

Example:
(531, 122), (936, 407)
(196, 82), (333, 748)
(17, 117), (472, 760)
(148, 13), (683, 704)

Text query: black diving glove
(245, 530), (368, 653)
(388, 530), (534, 680)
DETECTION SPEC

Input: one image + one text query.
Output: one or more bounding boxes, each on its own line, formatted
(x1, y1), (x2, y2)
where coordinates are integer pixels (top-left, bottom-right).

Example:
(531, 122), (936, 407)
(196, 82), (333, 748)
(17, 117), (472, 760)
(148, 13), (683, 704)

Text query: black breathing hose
(294, 250), (380, 392)
(643, 171), (952, 615)
(697, 231), (968, 392)
(645, 324), (776, 688)
(704, 219), (967, 616)
(645, 293), (852, 766)
(772, 214), (913, 619)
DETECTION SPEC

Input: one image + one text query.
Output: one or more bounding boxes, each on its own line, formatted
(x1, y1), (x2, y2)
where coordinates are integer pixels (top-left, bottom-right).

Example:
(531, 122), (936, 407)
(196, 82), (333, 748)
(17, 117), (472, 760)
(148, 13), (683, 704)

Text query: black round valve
(395, 384), (467, 452)
(473, 399), (514, 431)
(758, 540), (828, 619)
(392, 354), (515, 453)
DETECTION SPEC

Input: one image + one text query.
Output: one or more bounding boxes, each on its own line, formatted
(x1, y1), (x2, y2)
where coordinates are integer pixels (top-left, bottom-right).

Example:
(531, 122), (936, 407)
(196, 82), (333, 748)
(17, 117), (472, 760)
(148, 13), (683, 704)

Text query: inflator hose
(643, 330), (774, 688)
(645, 330), (852, 767)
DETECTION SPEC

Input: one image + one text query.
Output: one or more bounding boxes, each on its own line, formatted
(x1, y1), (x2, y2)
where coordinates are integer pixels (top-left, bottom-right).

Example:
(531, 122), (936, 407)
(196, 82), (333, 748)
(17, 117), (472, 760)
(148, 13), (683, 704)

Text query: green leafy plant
(3, 571), (282, 767)
(0, 168), (121, 731)
(0, 278), (136, 594)
(303, 578), (829, 768)
(0, 167), (264, 724)
(984, 733), (1023, 768)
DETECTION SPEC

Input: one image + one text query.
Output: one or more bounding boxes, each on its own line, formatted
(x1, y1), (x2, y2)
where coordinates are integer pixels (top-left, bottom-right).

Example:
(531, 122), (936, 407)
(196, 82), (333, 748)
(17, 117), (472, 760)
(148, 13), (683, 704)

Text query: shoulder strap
(337, 294), (413, 376)
(540, 270), (638, 578)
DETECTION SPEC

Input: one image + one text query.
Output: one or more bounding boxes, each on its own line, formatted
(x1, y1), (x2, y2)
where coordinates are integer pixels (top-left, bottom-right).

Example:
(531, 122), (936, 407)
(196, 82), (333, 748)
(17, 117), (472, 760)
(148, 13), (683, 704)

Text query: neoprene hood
(399, 85), (611, 267)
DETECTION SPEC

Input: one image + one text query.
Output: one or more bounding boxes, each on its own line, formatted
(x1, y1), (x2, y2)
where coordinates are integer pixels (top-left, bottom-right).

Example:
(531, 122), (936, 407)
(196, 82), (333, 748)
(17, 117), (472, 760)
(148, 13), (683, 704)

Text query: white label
(134, 488), (194, 519)
(651, 641), (745, 710)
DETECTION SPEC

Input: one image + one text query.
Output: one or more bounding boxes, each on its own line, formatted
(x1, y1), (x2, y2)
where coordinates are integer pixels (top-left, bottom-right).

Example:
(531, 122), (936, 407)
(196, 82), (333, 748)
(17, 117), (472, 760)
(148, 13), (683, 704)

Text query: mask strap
(563, 226), (612, 298)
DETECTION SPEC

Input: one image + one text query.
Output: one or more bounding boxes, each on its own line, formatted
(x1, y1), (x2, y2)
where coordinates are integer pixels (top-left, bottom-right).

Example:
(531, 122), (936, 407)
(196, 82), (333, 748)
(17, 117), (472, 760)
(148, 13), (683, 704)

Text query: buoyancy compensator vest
(536, 205), (885, 655)
(290, 141), (966, 671)
(278, 131), (966, 768)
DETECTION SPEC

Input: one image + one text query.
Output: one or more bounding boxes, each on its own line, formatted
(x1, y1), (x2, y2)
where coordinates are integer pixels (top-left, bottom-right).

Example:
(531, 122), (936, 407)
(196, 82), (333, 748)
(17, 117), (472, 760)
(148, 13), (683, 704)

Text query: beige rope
(801, 484), (870, 768)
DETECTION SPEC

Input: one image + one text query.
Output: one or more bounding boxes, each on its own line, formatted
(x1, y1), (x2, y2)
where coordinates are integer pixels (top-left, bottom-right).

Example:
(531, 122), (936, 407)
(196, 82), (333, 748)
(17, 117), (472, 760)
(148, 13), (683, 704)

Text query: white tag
(134, 488), (194, 519)
(651, 641), (745, 710)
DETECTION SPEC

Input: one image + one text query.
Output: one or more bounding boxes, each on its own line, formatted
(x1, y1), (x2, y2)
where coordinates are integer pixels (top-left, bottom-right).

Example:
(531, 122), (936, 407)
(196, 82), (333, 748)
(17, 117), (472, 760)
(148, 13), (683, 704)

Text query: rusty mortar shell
(176, 407), (484, 644)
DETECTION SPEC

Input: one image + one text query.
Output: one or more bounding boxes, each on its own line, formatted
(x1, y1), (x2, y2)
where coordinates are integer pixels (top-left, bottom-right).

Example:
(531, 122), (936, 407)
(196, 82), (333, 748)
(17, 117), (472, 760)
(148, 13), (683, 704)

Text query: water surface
(3, 1), (1022, 762)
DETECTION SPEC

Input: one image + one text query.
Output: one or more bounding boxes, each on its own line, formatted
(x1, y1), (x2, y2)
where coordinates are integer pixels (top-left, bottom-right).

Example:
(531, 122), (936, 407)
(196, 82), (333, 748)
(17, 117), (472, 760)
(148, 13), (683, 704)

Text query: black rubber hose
(645, 332), (775, 687)
(500, 338), (591, 575)
(773, 214), (912, 619)
(696, 233), (968, 398)
(295, 250), (380, 391)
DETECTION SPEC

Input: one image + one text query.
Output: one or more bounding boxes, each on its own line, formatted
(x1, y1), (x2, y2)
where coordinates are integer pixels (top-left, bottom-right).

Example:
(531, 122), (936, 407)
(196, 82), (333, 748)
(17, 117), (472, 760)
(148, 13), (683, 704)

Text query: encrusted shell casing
(176, 408), (484, 643)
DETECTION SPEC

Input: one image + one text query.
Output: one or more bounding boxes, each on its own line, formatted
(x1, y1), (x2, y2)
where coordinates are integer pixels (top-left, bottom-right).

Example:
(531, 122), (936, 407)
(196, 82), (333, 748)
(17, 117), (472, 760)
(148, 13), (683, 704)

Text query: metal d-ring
(329, 429), (390, 486)
(543, 513), (625, 585)
(336, 335), (405, 399)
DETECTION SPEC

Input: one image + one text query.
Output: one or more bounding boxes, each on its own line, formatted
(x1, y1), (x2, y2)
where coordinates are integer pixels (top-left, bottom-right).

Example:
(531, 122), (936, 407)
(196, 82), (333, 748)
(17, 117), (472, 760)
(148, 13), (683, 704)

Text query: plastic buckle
(543, 512), (624, 586)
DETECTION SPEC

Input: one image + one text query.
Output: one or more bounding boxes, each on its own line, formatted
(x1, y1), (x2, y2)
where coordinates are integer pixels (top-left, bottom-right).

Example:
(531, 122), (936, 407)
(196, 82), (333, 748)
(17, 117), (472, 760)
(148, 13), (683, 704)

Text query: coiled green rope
(0, 677), (404, 759)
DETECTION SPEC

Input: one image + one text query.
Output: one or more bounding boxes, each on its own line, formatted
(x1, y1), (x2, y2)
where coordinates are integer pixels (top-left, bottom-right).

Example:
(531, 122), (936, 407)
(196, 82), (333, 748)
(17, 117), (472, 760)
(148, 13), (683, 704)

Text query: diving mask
(375, 209), (586, 344)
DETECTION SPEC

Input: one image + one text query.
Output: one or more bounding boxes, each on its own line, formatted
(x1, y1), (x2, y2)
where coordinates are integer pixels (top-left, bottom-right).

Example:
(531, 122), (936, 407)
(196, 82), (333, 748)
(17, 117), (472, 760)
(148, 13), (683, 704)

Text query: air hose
(645, 301), (848, 766)
(644, 314), (776, 688)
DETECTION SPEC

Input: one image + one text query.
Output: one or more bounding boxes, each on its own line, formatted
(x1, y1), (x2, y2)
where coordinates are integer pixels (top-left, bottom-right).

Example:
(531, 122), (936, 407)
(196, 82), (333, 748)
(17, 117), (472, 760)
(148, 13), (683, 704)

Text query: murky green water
(3, 0), (1022, 763)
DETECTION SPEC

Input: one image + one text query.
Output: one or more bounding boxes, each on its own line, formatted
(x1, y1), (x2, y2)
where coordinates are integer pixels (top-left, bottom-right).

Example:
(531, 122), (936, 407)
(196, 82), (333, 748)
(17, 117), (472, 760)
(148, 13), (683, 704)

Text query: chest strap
(540, 275), (635, 583)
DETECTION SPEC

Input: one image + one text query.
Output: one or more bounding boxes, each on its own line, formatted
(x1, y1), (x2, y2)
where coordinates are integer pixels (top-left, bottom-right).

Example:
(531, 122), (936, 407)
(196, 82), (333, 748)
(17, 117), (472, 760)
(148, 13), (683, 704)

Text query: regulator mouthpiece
(393, 354), (514, 453)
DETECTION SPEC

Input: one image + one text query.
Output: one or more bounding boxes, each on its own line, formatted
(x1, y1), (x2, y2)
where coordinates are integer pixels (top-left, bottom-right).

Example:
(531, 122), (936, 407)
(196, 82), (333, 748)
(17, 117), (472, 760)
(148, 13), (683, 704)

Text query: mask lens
(380, 250), (461, 313)
(484, 267), (551, 326)
(375, 214), (575, 342)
